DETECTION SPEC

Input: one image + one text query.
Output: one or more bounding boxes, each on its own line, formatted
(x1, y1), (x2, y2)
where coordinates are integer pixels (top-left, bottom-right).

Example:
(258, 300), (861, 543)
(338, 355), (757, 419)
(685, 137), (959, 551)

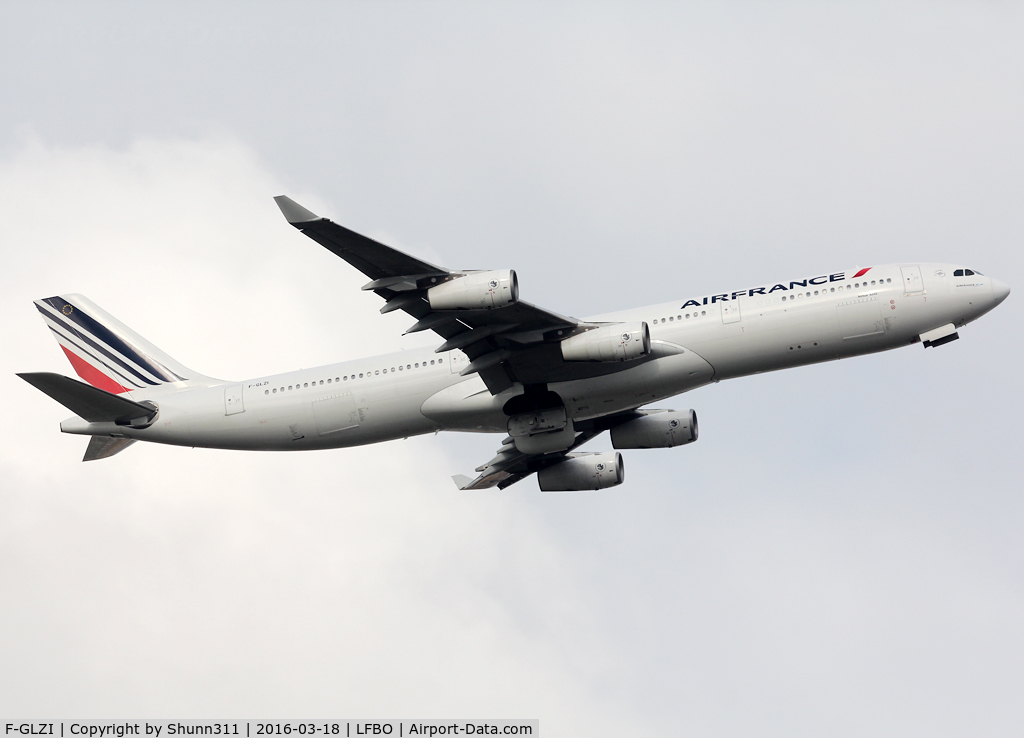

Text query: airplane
(19, 196), (1011, 491)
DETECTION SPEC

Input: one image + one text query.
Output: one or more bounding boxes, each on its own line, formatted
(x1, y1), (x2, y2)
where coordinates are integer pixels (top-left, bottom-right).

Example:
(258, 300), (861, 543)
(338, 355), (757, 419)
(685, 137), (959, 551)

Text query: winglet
(452, 474), (473, 490)
(273, 195), (320, 224)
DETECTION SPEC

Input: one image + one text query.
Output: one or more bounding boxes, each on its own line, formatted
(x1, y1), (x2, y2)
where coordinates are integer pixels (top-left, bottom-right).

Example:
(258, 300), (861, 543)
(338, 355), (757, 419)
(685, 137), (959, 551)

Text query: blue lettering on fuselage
(679, 272), (848, 309)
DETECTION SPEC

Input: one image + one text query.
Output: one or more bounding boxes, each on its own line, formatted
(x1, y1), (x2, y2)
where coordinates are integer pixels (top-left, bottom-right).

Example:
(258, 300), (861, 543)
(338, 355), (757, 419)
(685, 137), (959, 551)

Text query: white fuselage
(60, 263), (1005, 451)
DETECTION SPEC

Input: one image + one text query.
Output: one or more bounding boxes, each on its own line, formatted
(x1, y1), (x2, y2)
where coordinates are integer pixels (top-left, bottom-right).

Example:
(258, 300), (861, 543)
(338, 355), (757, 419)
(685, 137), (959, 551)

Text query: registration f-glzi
(6, 727), (54, 735)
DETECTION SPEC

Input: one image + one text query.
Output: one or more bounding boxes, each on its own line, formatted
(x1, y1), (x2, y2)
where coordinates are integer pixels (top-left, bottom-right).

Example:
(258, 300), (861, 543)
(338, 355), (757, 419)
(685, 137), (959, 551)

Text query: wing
(451, 410), (645, 490)
(452, 427), (605, 490)
(275, 196), (626, 394)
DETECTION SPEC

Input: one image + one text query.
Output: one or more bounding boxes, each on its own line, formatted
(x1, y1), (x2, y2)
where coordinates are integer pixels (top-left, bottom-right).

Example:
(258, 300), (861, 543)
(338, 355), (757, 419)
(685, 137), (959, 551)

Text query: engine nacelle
(611, 409), (698, 449)
(427, 270), (519, 310)
(560, 322), (651, 362)
(538, 452), (625, 491)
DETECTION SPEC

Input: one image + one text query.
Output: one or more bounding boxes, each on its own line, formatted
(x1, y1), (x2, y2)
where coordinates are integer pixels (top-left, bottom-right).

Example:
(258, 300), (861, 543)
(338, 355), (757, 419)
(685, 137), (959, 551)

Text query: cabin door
(224, 385), (245, 415)
(901, 265), (924, 294)
(721, 300), (742, 324)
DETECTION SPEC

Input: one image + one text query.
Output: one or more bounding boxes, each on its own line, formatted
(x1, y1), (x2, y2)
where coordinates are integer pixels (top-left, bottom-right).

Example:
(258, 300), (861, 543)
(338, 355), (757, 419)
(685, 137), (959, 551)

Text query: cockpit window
(965, 269), (974, 276)
(973, 269), (982, 275)
(954, 269), (964, 277)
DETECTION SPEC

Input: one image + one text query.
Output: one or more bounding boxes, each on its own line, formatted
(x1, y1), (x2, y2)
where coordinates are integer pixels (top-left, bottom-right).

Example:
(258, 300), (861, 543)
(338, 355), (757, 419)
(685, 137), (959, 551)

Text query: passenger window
(669, 316), (674, 321)
(375, 370), (379, 375)
(701, 310), (706, 316)
(407, 364), (411, 370)
(265, 390), (269, 395)
(272, 388), (277, 394)
(358, 373), (363, 378)
(303, 383), (308, 388)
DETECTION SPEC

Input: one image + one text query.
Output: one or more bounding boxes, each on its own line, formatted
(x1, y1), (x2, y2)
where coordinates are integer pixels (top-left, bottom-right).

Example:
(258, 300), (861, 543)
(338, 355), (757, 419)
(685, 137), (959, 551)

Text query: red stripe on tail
(60, 346), (130, 394)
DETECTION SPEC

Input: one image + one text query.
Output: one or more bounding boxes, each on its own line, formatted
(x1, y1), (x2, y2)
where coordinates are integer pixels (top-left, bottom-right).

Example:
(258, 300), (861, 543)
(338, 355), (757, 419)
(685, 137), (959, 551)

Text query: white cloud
(2, 4), (1024, 734)
(0, 137), (644, 734)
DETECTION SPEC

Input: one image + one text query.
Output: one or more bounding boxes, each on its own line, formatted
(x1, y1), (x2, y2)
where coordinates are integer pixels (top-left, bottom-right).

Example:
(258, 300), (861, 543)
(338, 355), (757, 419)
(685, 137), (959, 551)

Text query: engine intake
(560, 322), (650, 362)
(427, 270), (519, 310)
(538, 452), (625, 491)
(611, 409), (697, 449)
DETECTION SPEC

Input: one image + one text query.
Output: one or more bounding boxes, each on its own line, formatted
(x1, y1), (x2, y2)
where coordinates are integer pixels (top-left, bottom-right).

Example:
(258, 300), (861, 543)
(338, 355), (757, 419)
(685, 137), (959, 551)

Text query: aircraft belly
(420, 376), (515, 432)
(689, 301), (843, 379)
(558, 348), (715, 421)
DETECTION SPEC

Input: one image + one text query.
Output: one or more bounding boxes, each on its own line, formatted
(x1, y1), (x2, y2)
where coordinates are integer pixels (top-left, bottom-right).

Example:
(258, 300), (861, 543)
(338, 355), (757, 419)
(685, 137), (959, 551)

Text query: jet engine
(427, 270), (519, 310)
(610, 409), (697, 449)
(538, 452), (625, 491)
(560, 322), (651, 362)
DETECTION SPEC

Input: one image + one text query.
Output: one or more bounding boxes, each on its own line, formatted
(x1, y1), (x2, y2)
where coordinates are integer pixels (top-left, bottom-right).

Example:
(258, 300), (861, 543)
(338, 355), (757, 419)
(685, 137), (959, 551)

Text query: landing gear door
(224, 385), (245, 416)
(721, 300), (741, 324)
(901, 265), (925, 294)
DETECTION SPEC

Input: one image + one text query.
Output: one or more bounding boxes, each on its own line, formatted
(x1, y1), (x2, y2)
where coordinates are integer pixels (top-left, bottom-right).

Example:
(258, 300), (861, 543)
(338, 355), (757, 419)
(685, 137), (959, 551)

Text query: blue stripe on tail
(40, 297), (185, 382)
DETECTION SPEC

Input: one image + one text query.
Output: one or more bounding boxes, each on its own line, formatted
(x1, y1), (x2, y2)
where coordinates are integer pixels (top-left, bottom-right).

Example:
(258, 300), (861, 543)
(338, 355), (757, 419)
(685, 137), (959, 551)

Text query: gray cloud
(2, 3), (1023, 735)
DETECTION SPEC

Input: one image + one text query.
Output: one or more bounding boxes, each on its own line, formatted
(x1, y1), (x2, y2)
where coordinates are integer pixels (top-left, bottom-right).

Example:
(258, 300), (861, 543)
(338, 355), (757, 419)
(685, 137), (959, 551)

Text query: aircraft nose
(991, 278), (1011, 305)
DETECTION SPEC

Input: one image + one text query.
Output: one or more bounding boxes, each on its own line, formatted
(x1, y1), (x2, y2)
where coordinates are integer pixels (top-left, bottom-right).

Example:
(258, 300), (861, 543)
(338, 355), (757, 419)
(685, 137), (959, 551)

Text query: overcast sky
(2, 2), (1023, 735)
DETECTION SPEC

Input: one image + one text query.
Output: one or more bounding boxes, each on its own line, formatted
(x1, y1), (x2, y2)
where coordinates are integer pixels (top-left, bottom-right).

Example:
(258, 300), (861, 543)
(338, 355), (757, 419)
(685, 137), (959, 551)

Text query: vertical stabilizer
(33, 294), (217, 393)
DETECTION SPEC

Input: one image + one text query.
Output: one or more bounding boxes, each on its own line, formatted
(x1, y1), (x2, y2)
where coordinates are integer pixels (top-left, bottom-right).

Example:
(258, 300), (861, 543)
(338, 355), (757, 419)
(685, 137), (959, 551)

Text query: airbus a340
(20, 197), (1011, 490)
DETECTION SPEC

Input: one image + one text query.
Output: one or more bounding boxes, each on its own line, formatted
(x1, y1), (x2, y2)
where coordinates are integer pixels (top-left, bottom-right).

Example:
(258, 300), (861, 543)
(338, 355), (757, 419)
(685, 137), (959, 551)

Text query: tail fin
(33, 294), (215, 394)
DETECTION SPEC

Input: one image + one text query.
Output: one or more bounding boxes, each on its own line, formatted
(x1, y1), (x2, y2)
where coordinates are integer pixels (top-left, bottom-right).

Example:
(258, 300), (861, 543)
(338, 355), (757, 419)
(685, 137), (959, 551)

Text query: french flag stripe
(36, 304), (160, 385)
(41, 297), (182, 382)
(47, 325), (144, 389)
(60, 346), (131, 394)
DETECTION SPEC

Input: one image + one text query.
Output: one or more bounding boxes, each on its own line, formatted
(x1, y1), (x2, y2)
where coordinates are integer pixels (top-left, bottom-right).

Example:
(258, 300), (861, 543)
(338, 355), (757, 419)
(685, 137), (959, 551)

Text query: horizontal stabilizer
(84, 436), (136, 462)
(18, 372), (155, 423)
